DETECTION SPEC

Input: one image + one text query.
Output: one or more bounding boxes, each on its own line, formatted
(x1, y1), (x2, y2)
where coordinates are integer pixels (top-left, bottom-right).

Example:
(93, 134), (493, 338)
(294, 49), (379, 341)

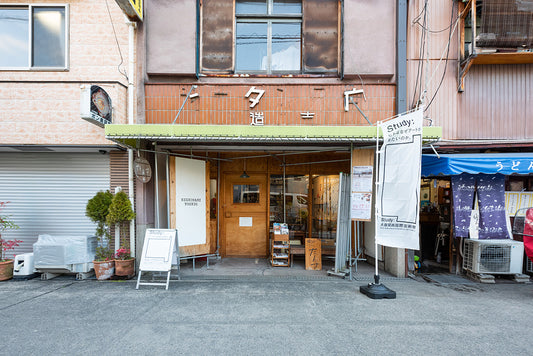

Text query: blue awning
(422, 153), (533, 176)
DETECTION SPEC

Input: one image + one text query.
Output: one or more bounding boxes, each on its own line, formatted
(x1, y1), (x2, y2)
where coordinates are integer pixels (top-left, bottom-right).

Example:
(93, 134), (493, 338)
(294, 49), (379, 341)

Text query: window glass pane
(0, 7), (29, 67)
(233, 184), (260, 204)
(32, 7), (65, 67)
(236, 0), (267, 15)
(271, 22), (300, 71)
(236, 22), (267, 71)
(312, 175), (339, 240)
(270, 175), (308, 242)
(273, 0), (301, 15)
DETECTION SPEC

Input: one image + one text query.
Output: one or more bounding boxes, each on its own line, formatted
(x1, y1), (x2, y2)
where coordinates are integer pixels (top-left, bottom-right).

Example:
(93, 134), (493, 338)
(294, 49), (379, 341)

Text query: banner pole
(374, 122), (380, 281)
(360, 121), (396, 299)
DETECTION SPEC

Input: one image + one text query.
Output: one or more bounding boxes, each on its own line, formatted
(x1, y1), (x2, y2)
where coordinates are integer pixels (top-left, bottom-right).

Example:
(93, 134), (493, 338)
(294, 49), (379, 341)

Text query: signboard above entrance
(80, 85), (112, 127)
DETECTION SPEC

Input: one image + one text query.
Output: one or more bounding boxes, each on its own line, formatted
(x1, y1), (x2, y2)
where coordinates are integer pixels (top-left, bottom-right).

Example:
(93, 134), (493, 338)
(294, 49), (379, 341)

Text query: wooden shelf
(271, 234), (290, 267)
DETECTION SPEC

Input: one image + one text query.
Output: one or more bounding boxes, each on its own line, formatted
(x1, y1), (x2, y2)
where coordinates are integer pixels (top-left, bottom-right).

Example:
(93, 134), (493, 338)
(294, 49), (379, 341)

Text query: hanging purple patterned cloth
(476, 174), (508, 239)
(451, 174), (476, 238)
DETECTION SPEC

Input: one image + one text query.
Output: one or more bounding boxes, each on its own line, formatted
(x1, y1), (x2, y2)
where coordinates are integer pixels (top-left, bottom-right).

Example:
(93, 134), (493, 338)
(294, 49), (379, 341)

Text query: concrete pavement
(1, 261), (532, 355)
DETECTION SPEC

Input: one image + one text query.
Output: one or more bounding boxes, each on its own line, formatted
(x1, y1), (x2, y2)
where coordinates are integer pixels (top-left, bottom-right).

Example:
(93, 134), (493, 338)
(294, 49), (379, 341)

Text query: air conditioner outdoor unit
(34, 234), (97, 274)
(526, 257), (533, 274)
(463, 239), (524, 274)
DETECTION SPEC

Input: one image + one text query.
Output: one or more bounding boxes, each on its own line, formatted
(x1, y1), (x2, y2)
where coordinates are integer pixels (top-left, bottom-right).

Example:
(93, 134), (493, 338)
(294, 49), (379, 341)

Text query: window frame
(0, 3), (69, 71)
(235, 0), (302, 75)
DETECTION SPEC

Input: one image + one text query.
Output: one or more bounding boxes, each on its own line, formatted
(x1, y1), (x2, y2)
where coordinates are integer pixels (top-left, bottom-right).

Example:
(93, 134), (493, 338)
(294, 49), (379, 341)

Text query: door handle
(225, 212), (231, 218)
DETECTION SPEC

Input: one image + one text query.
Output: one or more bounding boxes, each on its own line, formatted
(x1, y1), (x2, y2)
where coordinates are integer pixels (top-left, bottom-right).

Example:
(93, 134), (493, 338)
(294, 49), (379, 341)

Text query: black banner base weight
(360, 282), (396, 299)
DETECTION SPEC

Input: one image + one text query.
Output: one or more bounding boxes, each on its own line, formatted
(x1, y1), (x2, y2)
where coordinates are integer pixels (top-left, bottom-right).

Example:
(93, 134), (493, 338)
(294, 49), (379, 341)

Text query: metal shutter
(0, 152), (110, 258)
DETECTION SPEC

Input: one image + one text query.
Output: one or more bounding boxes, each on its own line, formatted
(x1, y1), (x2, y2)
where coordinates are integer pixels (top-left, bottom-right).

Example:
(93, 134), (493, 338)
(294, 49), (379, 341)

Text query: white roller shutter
(0, 152), (110, 258)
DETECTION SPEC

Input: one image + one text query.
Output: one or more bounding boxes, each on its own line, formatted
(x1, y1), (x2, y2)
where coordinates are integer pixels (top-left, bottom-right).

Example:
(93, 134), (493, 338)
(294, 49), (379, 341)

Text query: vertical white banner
(376, 108), (423, 249)
(175, 157), (206, 247)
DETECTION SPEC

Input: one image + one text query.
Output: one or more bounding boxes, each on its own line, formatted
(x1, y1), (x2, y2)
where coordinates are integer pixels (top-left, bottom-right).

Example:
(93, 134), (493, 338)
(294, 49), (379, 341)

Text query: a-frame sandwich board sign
(136, 229), (179, 290)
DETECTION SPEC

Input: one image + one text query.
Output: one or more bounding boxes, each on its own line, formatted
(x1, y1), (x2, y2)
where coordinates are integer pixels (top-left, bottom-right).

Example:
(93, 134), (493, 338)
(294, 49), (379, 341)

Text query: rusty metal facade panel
(407, 0), (459, 61)
(145, 84), (395, 126)
(201, 0), (234, 73)
(303, 0), (339, 73)
(407, 58), (459, 137)
(457, 64), (532, 140)
(406, 0), (532, 143)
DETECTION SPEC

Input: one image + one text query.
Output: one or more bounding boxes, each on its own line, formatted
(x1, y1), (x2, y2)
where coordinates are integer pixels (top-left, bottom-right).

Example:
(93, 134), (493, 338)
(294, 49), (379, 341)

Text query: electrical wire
(105, 0), (128, 81)
(410, 0), (428, 109)
(425, 1), (456, 112)
(411, 0), (473, 110)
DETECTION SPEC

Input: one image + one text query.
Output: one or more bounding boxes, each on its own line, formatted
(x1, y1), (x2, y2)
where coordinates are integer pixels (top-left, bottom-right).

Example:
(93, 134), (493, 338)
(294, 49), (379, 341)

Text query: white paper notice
(352, 166), (373, 192)
(351, 192), (372, 220)
(239, 217), (253, 227)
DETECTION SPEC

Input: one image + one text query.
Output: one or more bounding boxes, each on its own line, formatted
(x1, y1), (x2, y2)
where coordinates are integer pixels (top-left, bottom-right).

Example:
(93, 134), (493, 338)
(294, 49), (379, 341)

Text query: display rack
(271, 233), (290, 267)
(438, 187), (452, 222)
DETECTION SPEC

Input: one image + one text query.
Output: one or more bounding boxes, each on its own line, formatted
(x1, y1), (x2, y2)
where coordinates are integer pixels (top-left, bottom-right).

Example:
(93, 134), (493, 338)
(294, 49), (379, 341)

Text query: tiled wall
(0, 0), (130, 145)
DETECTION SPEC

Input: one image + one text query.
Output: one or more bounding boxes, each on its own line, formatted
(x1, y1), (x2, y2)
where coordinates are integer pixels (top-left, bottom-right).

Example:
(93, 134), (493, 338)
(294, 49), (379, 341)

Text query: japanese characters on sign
(245, 86), (265, 108)
(496, 160), (533, 172)
(244, 86), (319, 125)
(305, 238), (322, 270)
(250, 112), (264, 126)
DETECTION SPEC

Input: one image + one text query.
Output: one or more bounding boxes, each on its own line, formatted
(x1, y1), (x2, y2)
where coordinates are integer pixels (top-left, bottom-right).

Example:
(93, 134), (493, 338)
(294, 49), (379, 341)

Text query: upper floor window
(201, 0), (338, 76)
(235, 0), (302, 74)
(0, 5), (67, 69)
(458, 0), (533, 90)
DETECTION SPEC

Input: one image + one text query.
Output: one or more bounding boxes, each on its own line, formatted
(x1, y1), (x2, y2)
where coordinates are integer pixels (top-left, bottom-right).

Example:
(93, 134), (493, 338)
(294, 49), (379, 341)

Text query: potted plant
(0, 201), (21, 281)
(86, 191), (115, 280)
(106, 191), (136, 277)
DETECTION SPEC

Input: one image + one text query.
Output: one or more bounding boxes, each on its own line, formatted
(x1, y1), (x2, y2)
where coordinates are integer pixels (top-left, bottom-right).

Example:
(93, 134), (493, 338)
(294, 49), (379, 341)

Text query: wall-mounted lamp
(344, 88), (365, 112)
(240, 159), (250, 179)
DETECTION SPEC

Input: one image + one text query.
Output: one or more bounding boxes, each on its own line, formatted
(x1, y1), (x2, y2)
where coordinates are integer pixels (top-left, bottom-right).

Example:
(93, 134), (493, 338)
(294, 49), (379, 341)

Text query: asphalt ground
(1, 262), (532, 355)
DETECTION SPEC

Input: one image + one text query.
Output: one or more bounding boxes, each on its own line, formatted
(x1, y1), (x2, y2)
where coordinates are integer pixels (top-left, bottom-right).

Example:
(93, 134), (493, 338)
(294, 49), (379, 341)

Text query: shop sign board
(305, 238), (322, 270)
(114, 0), (143, 21)
(175, 157), (206, 247)
(136, 229), (178, 290)
(80, 85), (112, 127)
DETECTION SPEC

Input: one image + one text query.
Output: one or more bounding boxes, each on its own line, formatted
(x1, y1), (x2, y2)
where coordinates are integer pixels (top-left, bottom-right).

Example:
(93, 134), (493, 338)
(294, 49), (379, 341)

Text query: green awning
(105, 124), (442, 147)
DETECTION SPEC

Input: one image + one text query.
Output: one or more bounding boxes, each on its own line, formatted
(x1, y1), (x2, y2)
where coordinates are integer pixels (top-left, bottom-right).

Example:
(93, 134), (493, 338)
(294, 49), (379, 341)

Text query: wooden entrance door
(223, 173), (268, 257)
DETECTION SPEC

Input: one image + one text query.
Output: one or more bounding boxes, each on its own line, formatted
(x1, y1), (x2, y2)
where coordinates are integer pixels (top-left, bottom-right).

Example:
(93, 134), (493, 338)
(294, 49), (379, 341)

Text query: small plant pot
(115, 258), (135, 277)
(93, 260), (115, 280)
(0, 260), (14, 281)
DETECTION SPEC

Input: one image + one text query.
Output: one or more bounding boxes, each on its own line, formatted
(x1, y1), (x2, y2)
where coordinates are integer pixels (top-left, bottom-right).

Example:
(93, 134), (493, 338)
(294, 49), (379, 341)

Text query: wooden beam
(471, 52), (533, 65)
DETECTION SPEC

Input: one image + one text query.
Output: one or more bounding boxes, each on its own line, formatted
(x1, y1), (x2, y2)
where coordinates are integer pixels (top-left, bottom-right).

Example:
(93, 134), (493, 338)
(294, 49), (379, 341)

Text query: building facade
(106, 0), (442, 277)
(408, 0), (533, 273)
(0, 1), (131, 256)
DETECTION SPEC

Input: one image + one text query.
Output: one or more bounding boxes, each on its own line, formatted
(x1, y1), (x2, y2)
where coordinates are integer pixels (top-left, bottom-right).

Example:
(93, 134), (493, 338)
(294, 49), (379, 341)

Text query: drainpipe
(196, 0), (200, 79)
(127, 18), (137, 258)
(396, 0), (408, 114)
(397, 0), (409, 277)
